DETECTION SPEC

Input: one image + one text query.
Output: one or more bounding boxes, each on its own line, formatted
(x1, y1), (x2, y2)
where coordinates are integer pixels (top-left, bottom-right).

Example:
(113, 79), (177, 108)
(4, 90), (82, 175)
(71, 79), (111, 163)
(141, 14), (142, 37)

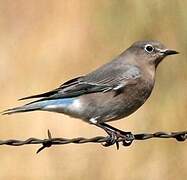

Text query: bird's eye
(145, 44), (154, 53)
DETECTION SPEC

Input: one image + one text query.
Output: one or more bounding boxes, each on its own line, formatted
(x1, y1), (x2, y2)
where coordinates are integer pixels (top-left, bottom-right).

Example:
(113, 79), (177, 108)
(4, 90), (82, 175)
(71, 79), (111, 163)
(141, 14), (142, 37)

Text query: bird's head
(129, 40), (179, 68)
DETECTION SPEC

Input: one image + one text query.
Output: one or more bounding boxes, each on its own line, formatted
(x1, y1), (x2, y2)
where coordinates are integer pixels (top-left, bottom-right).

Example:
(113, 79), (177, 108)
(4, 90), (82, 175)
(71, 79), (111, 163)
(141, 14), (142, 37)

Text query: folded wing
(19, 65), (141, 102)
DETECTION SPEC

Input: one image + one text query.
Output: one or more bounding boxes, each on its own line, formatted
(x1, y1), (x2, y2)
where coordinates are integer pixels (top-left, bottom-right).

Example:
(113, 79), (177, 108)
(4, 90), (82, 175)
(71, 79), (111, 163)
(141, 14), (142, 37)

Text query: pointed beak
(161, 49), (179, 56)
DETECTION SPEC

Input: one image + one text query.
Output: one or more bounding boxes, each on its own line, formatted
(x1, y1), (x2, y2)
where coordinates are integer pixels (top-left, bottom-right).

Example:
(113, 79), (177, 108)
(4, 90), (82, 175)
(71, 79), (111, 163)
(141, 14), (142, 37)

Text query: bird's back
(59, 60), (156, 123)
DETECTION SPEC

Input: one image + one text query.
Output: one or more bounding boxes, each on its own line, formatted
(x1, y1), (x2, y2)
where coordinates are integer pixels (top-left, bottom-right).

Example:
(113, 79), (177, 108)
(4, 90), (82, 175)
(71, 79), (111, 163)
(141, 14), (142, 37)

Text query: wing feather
(19, 65), (141, 102)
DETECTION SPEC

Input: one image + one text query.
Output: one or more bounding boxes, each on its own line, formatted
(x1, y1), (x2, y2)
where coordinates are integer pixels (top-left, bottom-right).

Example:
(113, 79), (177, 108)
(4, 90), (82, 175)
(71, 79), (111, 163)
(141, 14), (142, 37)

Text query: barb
(0, 130), (186, 153)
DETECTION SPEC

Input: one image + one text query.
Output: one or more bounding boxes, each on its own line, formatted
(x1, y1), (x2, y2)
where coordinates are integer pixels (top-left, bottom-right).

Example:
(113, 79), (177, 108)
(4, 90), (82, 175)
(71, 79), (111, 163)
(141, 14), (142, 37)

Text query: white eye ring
(144, 44), (154, 53)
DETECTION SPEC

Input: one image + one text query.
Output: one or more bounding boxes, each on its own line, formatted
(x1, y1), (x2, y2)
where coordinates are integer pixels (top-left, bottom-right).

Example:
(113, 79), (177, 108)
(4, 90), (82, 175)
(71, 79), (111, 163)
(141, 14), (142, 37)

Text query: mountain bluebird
(3, 40), (178, 145)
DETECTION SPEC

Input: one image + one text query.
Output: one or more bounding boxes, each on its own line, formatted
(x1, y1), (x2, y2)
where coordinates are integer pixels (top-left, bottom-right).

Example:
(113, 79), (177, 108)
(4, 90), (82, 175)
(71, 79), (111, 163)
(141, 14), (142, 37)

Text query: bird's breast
(75, 78), (155, 122)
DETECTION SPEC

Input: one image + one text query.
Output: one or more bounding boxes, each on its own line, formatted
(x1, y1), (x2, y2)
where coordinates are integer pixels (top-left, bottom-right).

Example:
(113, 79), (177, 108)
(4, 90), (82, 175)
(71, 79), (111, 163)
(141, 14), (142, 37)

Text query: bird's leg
(95, 122), (134, 148)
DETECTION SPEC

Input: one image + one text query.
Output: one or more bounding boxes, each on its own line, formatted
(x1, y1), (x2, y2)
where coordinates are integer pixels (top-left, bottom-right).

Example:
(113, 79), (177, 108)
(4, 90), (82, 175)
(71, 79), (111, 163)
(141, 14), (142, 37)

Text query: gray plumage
(3, 40), (178, 127)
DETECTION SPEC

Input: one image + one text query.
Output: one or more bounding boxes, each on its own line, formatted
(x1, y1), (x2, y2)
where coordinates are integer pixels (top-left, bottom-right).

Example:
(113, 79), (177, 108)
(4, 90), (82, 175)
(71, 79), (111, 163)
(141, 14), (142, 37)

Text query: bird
(2, 40), (178, 146)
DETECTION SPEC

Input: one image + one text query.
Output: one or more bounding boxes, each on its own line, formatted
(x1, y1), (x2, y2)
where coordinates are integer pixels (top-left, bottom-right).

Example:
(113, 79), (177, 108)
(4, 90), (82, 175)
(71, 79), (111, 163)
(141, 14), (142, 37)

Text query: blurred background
(0, 1), (187, 179)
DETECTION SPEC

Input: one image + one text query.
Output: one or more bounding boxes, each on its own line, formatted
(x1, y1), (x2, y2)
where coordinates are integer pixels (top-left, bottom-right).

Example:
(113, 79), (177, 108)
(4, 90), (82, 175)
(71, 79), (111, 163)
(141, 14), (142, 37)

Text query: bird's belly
(43, 81), (154, 123)
(78, 82), (153, 122)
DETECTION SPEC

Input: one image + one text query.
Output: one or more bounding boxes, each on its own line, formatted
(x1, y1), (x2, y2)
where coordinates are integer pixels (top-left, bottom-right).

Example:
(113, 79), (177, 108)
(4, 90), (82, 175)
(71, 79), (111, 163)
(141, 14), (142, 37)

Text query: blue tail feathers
(2, 98), (75, 115)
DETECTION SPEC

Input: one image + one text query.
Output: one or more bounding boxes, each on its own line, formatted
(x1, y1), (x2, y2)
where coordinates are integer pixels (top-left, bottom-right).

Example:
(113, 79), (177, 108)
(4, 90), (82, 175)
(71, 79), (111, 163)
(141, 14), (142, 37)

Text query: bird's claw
(102, 133), (117, 147)
(121, 132), (134, 146)
(102, 131), (134, 149)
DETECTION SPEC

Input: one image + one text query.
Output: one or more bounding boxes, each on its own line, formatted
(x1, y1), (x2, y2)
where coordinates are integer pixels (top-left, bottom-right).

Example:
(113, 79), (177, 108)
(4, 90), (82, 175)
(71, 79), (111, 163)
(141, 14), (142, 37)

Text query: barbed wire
(0, 130), (186, 153)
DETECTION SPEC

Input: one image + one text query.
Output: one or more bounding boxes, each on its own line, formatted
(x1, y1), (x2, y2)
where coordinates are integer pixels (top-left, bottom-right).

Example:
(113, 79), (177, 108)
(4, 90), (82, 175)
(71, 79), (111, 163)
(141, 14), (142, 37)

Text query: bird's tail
(2, 106), (38, 115)
(2, 98), (72, 115)
(2, 100), (48, 115)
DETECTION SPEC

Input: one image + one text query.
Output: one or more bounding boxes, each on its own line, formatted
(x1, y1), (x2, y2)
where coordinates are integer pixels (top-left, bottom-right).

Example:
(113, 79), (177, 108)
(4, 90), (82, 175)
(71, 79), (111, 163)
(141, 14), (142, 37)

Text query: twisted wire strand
(0, 130), (186, 153)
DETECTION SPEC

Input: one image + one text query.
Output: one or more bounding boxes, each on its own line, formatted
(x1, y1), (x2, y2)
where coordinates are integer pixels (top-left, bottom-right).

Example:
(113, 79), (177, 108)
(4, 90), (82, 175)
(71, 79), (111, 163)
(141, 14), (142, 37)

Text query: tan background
(0, 1), (187, 179)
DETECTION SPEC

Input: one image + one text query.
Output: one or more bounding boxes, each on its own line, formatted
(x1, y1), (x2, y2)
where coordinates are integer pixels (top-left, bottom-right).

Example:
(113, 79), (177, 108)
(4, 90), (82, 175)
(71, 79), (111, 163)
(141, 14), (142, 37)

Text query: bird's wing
(19, 76), (83, 100)
(20, 65), (141, 101)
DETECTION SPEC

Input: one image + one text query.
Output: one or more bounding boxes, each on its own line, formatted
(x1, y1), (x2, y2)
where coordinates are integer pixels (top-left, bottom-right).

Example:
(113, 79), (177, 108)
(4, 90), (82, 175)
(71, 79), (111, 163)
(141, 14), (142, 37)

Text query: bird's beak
(160, 49), (179, 56)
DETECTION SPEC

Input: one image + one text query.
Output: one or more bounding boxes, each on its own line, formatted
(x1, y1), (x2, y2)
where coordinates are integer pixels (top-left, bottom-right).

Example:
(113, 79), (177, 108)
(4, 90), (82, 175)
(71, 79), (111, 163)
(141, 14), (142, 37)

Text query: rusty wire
(0, 130), (186, 153)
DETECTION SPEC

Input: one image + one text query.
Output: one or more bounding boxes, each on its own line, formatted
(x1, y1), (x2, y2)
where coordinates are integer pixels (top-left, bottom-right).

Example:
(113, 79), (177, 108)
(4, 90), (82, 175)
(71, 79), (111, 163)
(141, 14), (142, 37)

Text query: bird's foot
(103, 130), (134, 149)
(96, 123), (134, 149)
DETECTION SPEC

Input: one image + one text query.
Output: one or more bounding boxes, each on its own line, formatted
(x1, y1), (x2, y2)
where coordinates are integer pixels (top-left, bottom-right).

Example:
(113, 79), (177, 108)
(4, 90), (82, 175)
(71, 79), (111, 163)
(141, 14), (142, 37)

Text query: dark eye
(145, 44), (154, 53)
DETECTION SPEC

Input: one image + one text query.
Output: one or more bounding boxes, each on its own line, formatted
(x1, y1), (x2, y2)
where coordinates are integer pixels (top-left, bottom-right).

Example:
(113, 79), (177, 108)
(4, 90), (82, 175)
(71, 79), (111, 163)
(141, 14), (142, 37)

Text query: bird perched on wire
(3, 40), (178, 146)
